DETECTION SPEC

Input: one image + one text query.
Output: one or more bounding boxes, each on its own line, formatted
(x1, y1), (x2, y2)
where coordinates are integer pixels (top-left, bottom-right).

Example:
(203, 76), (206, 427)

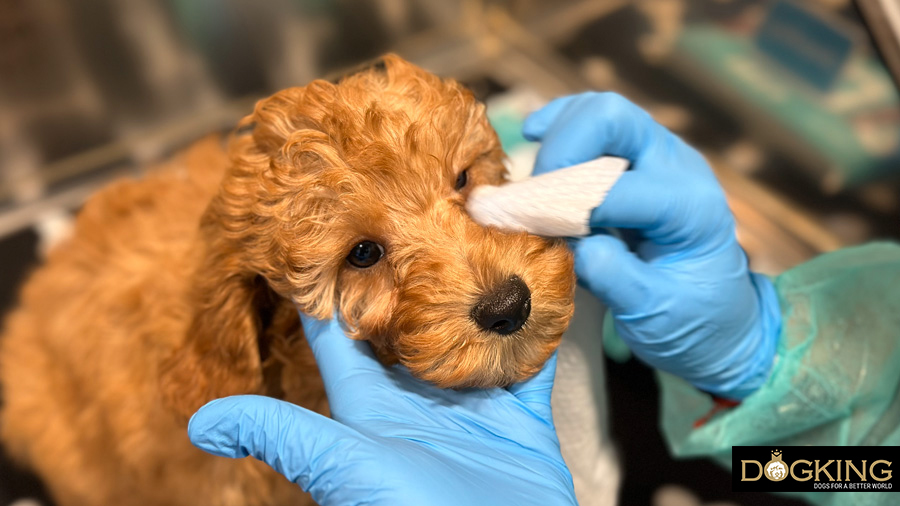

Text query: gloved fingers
(585, 170), (670, 231)
(588, 170), (732, 252)
(188, 395), (360, 487)
(300, 312), (395, 399)
(506, 352), (558, 422)
(526, 92), (670, 177)
(573, 234), (660, 315)
(522, 95), (579, 141)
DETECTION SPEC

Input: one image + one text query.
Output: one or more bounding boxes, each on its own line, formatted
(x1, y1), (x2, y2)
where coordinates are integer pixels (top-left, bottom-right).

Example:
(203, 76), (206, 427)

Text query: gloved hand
(188, 314), (576, 506)
(523, 92), (781, 400)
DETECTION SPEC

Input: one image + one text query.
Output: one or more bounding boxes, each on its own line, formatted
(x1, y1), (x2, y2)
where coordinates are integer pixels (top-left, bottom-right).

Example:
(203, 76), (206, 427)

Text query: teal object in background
(489, 109), (532, 153)
(756, 1), (854, 91)
(677, 24), (900, 186)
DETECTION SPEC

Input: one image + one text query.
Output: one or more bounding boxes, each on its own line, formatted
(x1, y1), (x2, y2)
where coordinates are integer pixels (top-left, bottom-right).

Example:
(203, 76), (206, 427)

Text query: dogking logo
(733, 446), (898, 493)
(764, 450), (787, 482)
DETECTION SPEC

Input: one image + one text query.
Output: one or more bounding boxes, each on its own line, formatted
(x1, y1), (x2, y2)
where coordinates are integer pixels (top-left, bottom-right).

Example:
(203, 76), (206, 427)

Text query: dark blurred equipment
(664, 1), (900, 190)
(757, 1), (855, 92)
(857, 0), (900, 90)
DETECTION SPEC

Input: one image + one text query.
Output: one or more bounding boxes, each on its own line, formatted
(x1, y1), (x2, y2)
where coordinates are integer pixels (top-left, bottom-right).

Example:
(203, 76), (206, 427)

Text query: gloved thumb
(188, 395), (361, 492)
(573, 234), (658, 315)
(507, 352), (558, 422)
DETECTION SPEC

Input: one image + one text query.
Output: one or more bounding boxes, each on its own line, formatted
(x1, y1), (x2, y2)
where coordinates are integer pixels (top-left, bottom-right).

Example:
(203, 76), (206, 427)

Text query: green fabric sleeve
(656, 242), (900, 506)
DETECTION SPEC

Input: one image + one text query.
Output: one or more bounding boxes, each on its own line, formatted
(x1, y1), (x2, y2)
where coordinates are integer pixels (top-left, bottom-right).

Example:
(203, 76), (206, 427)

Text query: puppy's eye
(347, 241), (384, 268)
(454, 169), (469, 191)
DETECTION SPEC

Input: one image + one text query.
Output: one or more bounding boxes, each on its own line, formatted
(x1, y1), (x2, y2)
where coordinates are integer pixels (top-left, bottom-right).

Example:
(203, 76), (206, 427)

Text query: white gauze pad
(467, 157), (629, 237)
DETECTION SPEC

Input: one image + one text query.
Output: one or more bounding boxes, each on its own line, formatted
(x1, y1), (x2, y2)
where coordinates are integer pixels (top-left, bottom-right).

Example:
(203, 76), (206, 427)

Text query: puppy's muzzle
(470, 275), (531, 335)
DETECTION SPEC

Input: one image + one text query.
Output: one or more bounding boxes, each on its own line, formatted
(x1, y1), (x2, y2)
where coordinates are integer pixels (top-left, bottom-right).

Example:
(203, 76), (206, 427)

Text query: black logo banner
(732, 446), (898, 493)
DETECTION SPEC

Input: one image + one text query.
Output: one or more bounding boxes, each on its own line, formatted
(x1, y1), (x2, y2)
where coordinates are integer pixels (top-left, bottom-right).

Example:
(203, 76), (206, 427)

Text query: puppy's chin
(387, 308), (572, 389)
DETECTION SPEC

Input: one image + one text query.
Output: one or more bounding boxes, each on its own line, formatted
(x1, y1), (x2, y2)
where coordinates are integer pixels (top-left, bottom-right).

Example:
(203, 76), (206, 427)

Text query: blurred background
(1, 0), (898, 505)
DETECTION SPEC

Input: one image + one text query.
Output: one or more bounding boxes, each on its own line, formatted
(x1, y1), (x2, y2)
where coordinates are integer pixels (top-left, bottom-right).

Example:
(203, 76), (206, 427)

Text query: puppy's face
(225, 55), (574, 388)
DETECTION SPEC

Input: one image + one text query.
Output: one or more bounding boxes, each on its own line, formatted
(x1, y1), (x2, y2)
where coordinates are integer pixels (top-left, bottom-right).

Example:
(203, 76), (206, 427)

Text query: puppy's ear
(159, 245), (269, 420)
(160, 92), (341, 419)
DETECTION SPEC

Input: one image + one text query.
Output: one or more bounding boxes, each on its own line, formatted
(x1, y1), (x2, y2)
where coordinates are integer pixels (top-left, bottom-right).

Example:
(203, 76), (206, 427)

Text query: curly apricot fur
(0, 55), (574, 506)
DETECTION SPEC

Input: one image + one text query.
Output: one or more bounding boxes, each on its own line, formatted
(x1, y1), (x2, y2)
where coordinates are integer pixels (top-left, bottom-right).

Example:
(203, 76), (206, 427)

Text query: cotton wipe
(466, 157), (629, 237)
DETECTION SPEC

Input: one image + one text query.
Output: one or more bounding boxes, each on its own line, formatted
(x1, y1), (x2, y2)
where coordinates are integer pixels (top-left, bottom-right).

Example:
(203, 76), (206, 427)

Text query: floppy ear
(159, 82), (365, 419)
(159, 131), (299, 420)
(159, 95), (331, 420)
(159, 239), (269, 420)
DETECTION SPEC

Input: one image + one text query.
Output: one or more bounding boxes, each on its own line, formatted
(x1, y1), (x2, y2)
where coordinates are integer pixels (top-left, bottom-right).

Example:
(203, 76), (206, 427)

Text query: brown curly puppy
(0, 55), (575, 506)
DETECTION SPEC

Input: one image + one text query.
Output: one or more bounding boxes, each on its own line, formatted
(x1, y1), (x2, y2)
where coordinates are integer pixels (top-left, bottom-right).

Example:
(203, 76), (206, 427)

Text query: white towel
(467, 157), (629, 237)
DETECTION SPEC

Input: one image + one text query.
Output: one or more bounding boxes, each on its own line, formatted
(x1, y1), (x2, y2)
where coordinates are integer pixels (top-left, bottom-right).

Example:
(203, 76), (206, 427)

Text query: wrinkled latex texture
(523, 91), (780, 400)
(656, 242), (900, 506)
(188, 314), (577, 506)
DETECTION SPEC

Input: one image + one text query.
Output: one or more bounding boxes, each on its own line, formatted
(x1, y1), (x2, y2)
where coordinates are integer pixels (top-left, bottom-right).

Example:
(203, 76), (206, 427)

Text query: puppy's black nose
(471, 275), (531, 335)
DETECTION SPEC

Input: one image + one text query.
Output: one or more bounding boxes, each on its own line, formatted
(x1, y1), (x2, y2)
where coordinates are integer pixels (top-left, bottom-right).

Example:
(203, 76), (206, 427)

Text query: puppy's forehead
(321, 68), (496, 188)
(246, 56), (499, 214)
(331, 59), (492, 150)
(333, 93), (490, 161)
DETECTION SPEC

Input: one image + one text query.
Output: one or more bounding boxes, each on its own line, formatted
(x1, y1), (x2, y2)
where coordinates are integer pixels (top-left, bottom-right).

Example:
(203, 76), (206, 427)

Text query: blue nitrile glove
(188, 313), (576, 506)
(523, 92), (781, 400)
